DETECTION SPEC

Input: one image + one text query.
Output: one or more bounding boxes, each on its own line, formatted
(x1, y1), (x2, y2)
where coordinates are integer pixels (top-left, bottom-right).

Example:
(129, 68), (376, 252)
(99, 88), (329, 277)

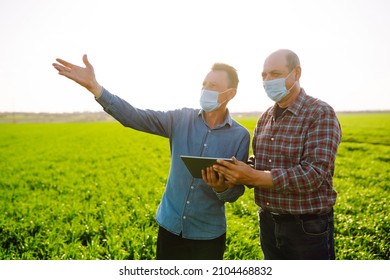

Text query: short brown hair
(211, 63), (239, 89)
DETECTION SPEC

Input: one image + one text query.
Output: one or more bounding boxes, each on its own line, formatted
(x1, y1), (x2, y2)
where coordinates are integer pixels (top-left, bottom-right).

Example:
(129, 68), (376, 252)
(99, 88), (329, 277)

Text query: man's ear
(294, 66), (302, 80)
(218, 88), (236, 103)
(228, 88), (237, 100)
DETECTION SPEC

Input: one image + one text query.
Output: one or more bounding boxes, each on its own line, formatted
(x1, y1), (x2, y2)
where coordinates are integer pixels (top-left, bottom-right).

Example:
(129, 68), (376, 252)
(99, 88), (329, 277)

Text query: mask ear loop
(219, 98), (229, 106)
(287, 80), (297, 93)
(285, 71), (297, 93)
(218, 88), (235, 106)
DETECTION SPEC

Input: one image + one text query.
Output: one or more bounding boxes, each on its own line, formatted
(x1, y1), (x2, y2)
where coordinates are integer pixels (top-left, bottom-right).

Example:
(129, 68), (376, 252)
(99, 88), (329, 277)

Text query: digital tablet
(180, 155), (233, 178)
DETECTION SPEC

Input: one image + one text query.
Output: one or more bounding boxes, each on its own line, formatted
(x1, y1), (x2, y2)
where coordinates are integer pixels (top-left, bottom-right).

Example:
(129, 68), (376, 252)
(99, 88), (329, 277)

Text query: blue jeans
(258, 208), (335, 260)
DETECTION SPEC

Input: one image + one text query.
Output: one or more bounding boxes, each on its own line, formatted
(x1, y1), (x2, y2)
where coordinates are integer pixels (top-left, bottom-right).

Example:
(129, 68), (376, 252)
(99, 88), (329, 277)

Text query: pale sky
(1, 0), (389, 113)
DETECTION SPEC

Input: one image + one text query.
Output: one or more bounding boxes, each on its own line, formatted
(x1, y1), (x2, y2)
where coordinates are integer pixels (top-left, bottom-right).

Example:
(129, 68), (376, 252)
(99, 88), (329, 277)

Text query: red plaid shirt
(253, 89), (342, 214)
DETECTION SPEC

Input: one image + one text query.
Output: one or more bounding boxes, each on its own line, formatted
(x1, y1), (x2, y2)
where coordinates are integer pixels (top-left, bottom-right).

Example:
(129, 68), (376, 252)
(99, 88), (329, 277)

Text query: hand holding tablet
(180, 155), (233, 178)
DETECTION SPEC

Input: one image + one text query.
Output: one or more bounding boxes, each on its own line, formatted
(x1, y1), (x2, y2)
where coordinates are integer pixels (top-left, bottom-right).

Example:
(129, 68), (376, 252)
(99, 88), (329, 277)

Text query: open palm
(52, 54), (101, 96)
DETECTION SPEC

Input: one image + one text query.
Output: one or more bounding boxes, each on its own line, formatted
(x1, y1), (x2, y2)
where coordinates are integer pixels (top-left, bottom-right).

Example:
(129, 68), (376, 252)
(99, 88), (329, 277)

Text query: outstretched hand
(52, 54), (102, 97)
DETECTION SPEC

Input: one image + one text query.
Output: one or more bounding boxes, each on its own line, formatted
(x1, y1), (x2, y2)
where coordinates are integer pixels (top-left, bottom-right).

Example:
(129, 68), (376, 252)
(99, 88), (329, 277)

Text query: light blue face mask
(263, 71), (295, 102)
(200, 89), (228, 112)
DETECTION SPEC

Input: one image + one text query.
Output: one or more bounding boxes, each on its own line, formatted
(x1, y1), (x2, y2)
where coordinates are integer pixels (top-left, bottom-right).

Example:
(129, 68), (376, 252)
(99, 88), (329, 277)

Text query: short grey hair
(286, 50), (301, 71)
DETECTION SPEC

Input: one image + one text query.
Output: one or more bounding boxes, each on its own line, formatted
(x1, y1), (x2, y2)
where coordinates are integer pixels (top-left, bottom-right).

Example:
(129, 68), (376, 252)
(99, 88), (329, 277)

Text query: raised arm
(52, 54), (103, 98)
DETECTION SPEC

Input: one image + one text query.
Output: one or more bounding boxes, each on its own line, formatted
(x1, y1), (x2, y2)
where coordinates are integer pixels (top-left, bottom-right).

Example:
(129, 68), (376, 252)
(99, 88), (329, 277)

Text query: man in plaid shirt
(210, 49), (342, 259)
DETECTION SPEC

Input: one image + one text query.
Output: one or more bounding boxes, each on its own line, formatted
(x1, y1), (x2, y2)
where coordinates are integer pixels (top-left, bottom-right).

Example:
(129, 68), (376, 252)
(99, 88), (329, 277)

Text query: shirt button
(186, 201), (190, 204)
(204, 144), (207, 147)
(268, 159), (272, 162)
(191, 186), (194, 190)
(271, 137), (274, 141)
(183, 216), (186, 219)
(266, 202), (270, 206)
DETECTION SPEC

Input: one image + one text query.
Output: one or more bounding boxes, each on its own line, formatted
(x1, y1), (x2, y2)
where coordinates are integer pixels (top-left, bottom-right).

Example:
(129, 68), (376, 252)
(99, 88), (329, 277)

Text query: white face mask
(263, 71), (296, 102)
(199, 89), (228, 112)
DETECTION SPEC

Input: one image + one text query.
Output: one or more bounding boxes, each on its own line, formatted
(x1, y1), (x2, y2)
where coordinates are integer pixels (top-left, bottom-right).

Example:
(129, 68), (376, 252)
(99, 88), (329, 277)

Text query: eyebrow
(263, 70), (283, 75)
(202, 81), (217, 86)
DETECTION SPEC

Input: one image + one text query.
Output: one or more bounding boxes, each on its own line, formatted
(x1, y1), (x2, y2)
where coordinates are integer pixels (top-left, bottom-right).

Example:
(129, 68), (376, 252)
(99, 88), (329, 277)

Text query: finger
(217, 172), (225, 184)
(207, 167), (217, 182)
(52, 63), (61, 71)
(52, 63), (70, 74)
(212, 164), (229, 177)
(52, 63), (69, 70)
(225, 181), (235, 188)
(215, 159), (234, 168)
(201, 169), (208, 182)
(232, 157), (248, 167)
(202, 167), (215, 182)
(56, 58), (75, 68)
(82, 54), (91, 67)
(214, 160), (237, 176)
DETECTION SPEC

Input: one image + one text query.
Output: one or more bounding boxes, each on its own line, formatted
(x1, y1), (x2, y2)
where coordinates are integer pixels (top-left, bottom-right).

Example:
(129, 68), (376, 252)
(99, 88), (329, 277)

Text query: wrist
(91, 84), (103, 98)
(252, 170), (274, 189)
(213, 185), (228, 193)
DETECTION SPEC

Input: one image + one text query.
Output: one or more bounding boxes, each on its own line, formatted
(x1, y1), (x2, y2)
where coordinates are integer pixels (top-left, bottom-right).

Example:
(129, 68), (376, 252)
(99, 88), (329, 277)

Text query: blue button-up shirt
(96, 88), (250, 240)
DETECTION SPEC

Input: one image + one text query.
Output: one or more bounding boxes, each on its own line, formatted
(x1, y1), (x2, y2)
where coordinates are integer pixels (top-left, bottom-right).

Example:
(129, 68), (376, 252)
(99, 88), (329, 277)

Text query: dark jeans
(259, 208), (335, 260)
(156, 226), (226, 260)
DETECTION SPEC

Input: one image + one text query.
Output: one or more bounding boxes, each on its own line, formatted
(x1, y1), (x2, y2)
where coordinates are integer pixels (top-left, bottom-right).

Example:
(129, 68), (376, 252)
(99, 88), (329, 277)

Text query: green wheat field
(0, 112), (389, 260)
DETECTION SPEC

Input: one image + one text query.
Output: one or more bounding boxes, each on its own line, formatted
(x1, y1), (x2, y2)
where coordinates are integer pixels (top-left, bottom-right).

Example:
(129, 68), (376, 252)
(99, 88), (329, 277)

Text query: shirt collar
(269, 88), (306, 117)
(198, 108), (233, 128)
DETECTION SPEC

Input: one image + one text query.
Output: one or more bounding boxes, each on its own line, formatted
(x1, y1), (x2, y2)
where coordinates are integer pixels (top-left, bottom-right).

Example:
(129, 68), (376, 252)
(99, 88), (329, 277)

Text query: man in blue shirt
(53, 55), (250, 259)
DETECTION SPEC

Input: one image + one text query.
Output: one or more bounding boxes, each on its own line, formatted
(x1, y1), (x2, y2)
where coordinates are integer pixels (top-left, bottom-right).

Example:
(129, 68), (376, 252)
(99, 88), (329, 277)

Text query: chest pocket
(279, 133), (305, 165)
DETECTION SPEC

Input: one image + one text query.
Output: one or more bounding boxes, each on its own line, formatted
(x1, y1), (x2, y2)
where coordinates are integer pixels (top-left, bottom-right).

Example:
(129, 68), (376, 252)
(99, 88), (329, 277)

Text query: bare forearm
(247, 169), (274, 189)
(89, 82), (103, 98)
